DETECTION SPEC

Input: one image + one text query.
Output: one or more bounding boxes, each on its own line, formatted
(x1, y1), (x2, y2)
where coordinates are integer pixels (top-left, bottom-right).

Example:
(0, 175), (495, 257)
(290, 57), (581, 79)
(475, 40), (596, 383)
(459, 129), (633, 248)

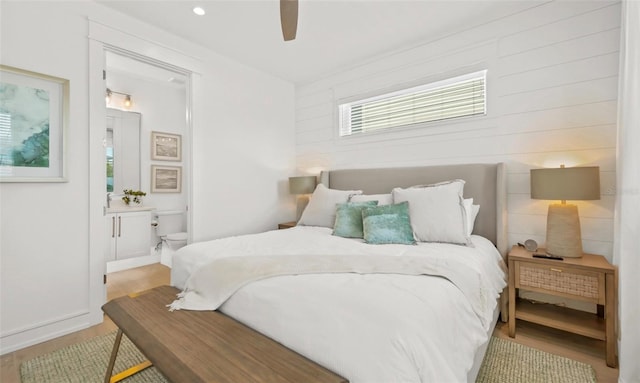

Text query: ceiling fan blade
(280, 0), (298, 41)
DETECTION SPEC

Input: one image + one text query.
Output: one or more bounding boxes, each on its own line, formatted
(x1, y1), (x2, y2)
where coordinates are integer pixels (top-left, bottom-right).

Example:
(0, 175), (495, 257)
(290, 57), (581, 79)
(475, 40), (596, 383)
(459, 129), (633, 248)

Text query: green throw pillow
(332, 201), (379, 238)
(362, 202), (416, 245)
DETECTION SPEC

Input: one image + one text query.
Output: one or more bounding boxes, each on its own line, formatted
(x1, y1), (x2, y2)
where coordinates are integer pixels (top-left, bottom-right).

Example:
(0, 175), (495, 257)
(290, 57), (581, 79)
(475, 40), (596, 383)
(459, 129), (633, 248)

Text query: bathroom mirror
(106, 108), (141, 192)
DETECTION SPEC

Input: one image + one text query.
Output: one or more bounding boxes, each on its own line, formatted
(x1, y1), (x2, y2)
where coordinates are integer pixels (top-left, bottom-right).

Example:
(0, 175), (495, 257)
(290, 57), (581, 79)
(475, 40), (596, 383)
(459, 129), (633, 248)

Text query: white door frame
(88, 21), (201, 324)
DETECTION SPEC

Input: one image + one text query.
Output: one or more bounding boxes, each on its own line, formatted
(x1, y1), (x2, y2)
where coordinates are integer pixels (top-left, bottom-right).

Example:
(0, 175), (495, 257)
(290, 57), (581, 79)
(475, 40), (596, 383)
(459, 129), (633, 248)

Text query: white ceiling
(98, 0), (542, 84)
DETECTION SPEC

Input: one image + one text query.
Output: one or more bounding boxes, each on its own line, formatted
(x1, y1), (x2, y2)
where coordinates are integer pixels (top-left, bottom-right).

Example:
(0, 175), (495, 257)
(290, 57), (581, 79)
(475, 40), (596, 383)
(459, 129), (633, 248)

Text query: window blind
(0, 113), (12, 166)
(339, 70), (486, 137)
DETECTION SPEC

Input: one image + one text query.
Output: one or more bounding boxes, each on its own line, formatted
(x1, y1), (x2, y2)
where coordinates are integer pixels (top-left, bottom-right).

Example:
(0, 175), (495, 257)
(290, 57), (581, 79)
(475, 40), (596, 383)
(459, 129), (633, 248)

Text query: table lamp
(289, 176), (317, 220)
(530, 165), (600, 258)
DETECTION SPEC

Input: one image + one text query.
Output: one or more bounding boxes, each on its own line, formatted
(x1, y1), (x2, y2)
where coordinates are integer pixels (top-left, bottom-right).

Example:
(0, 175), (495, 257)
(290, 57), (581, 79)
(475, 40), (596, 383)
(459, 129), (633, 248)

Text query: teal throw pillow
(362, 202), (416, 245)
(333, 201), (379, 238)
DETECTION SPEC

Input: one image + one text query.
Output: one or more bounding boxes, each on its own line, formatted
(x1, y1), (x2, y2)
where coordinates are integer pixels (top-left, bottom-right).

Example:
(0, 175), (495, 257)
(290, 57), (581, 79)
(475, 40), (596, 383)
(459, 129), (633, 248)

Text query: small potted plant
(122, 189), (146, 206)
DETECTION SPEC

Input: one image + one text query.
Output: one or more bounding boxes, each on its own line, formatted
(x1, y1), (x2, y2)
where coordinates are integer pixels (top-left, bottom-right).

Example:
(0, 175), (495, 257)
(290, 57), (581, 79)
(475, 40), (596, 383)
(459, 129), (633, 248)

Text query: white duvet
(171, 226), (506, 383)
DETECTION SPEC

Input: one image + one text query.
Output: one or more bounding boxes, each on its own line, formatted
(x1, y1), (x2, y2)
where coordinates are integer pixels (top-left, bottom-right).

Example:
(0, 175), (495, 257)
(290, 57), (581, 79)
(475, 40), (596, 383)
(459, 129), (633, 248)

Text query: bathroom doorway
(89, 28), (197, 314)
(103, 50), (190, 275)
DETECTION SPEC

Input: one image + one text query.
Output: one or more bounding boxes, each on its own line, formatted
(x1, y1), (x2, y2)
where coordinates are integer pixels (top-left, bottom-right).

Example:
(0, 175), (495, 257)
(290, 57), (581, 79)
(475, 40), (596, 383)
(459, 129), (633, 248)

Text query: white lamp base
(545, 203), (583, 258)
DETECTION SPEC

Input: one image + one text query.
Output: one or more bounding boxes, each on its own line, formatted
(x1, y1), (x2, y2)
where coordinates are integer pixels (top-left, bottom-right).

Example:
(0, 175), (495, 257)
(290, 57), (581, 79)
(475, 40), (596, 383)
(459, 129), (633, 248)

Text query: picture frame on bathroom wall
(151, 165), (181, 193)
(151, 131), (181, 161)
(0, 65), (69, 182)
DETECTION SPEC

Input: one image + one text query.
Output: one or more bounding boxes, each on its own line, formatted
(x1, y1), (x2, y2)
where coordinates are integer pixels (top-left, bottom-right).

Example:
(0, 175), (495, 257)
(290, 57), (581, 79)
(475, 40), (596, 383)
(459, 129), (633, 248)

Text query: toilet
(154, 210), (187, 251)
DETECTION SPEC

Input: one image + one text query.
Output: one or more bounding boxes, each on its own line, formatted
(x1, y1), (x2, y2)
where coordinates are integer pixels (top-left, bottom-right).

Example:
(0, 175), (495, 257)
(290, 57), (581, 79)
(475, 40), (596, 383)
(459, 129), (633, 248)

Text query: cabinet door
(105, 214), (116, 262)
(116, 212), (151, 260)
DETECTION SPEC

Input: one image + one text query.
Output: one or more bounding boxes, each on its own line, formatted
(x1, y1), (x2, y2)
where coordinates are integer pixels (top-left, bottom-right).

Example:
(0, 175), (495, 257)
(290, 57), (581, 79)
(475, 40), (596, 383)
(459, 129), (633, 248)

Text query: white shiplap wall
(295, 1), (620, 260)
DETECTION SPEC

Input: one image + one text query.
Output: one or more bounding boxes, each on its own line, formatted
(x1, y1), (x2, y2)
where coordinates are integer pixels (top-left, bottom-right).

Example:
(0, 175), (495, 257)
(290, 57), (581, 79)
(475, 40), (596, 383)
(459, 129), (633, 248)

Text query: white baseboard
(0, 313), (94, 355)
(106, 253), (160, 273)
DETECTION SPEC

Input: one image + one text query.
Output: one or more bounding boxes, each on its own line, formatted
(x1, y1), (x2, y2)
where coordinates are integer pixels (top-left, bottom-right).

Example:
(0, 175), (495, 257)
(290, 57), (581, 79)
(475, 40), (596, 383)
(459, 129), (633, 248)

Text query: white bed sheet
(171, 226), (506, 382)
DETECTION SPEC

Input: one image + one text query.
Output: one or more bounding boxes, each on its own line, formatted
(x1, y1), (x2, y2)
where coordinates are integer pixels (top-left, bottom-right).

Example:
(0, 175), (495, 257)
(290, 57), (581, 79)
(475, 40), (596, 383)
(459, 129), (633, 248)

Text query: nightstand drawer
(516, 261), (603, 302)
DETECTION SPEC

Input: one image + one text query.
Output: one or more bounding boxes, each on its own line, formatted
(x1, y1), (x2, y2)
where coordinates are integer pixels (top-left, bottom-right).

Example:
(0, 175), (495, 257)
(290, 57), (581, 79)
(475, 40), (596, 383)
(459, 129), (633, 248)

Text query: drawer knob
(551, 268), (563, 273)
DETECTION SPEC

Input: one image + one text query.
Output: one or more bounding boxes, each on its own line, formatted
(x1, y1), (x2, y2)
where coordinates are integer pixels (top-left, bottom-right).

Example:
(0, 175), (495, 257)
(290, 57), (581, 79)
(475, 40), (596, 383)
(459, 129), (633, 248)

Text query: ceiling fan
(280, 0), (298, 41)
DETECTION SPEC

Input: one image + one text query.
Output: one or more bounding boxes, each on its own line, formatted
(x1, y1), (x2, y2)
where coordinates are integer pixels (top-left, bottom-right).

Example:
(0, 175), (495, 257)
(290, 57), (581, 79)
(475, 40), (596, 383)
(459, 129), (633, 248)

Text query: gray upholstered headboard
(320, 163), (507, 258)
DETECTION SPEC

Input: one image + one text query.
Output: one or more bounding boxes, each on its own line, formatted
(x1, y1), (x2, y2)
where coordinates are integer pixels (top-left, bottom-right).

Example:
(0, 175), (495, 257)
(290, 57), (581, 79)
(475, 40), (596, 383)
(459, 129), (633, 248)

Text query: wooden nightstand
(508, 245), (617, 367)
(278, 221), (296, 229)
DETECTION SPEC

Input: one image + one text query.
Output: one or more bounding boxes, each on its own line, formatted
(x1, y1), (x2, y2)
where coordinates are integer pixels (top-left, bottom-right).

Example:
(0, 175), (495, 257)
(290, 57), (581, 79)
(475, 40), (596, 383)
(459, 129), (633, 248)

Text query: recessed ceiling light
(193, 7), (205, 16)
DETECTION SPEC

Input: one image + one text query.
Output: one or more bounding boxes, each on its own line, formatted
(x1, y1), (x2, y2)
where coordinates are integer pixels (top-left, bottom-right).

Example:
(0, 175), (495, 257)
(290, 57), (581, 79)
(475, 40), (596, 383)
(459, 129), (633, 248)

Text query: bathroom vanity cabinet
(105, 211), (151, 263)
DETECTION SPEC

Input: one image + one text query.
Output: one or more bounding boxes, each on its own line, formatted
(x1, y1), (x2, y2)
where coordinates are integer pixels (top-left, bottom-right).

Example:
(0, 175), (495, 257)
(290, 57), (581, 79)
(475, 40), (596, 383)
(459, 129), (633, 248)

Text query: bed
(171, 163), (508, 383)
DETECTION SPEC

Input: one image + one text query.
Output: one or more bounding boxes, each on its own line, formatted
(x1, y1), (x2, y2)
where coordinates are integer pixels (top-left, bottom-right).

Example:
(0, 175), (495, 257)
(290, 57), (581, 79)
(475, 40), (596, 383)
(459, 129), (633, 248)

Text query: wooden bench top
(102, 285), (348, 383)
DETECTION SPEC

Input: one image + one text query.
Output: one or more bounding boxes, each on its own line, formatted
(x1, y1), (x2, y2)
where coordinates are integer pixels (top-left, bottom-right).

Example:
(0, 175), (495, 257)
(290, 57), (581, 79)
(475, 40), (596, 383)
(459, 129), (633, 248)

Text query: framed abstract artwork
(0, 65), (69, 182)
(151, 165), (182, 193)
(151, 131), (181, 161)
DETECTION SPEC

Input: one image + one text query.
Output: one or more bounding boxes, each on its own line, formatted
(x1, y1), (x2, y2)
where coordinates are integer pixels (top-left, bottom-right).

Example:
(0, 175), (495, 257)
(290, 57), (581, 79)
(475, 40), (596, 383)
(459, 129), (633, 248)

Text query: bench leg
(104, 329), (124, 383)
(104, 329), (154, 383)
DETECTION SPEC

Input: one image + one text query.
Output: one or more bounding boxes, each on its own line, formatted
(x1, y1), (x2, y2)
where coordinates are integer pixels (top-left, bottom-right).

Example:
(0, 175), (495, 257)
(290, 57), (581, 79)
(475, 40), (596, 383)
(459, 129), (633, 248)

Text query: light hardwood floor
(1, 263), (619, 382)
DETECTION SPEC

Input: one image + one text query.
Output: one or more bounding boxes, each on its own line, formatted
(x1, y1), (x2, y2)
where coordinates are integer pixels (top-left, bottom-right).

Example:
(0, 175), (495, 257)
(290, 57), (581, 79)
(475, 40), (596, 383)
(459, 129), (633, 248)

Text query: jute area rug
(20, 332), (597, 382)
(476, 337), (597, 383)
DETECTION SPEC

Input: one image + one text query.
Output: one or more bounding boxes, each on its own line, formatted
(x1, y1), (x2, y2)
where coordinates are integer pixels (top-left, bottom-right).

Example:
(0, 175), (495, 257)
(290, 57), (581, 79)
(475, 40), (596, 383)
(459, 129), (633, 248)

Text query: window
(339, 70), (487, 137)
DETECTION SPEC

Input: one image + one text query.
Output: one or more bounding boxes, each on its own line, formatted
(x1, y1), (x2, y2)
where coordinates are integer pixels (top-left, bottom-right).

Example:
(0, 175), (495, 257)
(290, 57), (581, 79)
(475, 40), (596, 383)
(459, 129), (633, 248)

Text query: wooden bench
(102, 285), (348, 383)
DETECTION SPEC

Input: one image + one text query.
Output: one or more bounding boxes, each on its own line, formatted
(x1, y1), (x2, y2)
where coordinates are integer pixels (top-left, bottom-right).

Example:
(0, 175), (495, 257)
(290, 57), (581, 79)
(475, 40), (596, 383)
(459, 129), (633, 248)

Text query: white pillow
(298, 184), (362, 228)
(471, 204), (480, 235)
(349, 193), (393, 205)
(392, 180), (469, 245)
(463, 198), (480, 236)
